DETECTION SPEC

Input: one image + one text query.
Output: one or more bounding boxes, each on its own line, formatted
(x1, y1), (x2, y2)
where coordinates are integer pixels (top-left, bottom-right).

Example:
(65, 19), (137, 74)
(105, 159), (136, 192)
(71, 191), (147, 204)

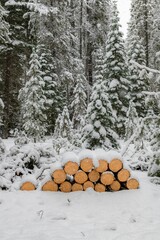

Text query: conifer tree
(19, 48), (47, 142)
(148, 116), (160, 177)
(83, 48), (119, 150)
(127, 28), (149, 117)
(125, 100), (138, 140)
(71, 60), (87, 130)
(0, 2), (10, 45)
(37, 44), (60, 132)
(104, 1), (130, 137)
(54, 106), (73, 141)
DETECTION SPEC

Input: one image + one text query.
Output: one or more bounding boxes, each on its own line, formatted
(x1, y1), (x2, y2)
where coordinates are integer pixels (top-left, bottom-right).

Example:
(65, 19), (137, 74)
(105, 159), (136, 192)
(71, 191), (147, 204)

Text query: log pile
(20, 151), (139, 192)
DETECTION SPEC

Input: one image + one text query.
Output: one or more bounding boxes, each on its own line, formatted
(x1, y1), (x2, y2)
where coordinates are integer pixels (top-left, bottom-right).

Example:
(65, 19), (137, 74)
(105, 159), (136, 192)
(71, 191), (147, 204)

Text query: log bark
(64, 161), (79, 175)
(110, 180), (121, 191)
(20, 182), (36, 191)
(117, 169), (130, 182)
(88, 170), (100, 182)
(96, 160), (108, 173)
(72, 183), (83, 192)
(42, 181), (58, 192)
(59, 181), (72, 192)
(95, 183), (106, 192)
(52, 169), (66, 184)
(101, 172), (114, 185)
(126, 178), (139, 189)
(75, 170), (88, 184)
(109, 159), (123, 172)
(80, 158), (93, 172)
(83, 181), (94, 191)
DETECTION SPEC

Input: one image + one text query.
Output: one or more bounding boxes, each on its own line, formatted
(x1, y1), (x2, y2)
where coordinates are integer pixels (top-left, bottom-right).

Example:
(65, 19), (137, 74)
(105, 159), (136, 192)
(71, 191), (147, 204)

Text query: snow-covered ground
(0, 172), (160, 240)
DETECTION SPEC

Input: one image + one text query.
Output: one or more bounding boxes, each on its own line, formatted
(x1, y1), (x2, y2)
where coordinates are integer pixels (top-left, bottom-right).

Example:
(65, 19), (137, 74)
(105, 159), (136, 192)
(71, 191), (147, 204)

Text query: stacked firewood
(20, 152), (139, 192)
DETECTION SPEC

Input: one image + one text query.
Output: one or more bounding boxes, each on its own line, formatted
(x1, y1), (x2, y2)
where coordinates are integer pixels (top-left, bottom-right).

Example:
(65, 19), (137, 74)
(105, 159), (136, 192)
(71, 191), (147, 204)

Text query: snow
(0, 172), (160, 240)
(61, 152), (79, 165)
(106, 150), (122, 163)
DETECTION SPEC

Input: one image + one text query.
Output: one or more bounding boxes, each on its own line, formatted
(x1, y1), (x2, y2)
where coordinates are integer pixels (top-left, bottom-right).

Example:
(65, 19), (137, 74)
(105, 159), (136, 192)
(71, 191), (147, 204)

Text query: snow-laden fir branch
(130, 60), (160, 74)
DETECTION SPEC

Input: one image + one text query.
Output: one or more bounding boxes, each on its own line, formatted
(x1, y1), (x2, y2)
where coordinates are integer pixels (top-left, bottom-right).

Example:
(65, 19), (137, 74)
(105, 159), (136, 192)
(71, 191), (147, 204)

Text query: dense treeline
(0, 0), (160, 176)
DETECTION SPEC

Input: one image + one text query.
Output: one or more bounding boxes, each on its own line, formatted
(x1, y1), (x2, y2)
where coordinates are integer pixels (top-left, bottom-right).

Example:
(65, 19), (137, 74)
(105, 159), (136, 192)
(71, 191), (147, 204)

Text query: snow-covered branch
(130, 60), (160, 74)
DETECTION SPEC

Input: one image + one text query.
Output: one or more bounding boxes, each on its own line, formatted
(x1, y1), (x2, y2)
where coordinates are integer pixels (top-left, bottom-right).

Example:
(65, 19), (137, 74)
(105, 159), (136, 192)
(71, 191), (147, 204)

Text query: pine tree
(19, 47), (47, 142)
(125, 100), (138, 140)
(127, 28), (149, 117)
(129, 0), (154, 67)
(0, 2), (10, 45)
(54, 106), (73, 141)
(82, 48), (119, 150)
(37, 44), (60, 133)
(104, 1), (130, 137)
(71, 59), (87, 130)
(148, 116), (160, 177)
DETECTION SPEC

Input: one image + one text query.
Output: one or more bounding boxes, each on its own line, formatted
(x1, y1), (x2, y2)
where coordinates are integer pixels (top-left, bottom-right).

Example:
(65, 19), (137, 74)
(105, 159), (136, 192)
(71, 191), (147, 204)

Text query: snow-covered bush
(0, 138), (6, 161)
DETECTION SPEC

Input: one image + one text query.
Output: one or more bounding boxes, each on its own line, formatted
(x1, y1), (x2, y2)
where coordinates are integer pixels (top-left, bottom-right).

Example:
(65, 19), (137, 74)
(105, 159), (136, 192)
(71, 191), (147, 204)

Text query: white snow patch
(61, 152), (79, 165)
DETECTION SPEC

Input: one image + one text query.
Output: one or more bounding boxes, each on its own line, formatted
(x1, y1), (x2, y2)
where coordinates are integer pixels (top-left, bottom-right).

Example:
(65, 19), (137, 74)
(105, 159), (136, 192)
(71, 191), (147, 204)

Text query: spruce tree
(83, 48), (119, 150)
(0, 2), (10, 44)
(104, 1), (130, 137)
(148, 116), (160, 177)
(19, 47), (47, 142)
(127, 28), (149, 117)
(37, 44), (60, 133)
(54, 106), (73, 141)
(71, 60), (87, 130)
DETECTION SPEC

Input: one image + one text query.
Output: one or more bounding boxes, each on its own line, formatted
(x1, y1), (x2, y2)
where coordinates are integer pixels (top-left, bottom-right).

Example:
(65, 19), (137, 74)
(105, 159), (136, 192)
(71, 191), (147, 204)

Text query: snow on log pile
(20, 149), (139, 192)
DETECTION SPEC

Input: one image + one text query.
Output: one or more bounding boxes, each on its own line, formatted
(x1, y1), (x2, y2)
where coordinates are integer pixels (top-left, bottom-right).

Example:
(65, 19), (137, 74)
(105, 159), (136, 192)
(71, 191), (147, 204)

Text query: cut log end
(64, 161), (79, 175)
(109, 159), (123, 172)
(101, 172), (114, 185)
(20, 182), (36, 191)
(75, 171), (88, 184)
(52, 169), (66, 184)
(96, 160), (108, 173)
(118, 169), (130, 182)
(42, 181), (58, 191)
(59, 181), (72, 192)
(95, 183), (106, 192)
(80, 158), (93, 172)
(110, 180), (121, 191)
(83, 181), (94, 191)
(126, 178), (139, 190)
(88, 170), (100, 182)
(72, 183), (83, 192)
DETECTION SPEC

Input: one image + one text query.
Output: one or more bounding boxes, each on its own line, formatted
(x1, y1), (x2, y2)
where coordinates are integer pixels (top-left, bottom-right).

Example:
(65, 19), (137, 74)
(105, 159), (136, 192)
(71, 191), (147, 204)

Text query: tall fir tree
(104, 1), (130, 137)
(82, 47), (119, 150)
(54, 106), (73, 141)
(127, 28), (149, 117)
(19, 47), (47, 142)
(71, 59), (87, 130)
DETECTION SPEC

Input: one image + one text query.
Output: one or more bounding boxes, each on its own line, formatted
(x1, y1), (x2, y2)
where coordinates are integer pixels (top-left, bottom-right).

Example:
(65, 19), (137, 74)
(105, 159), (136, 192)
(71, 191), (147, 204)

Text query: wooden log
(96, 160), (108, 173)
(110, 180), (121, 191)
(80, 158), (93, 172)
(72, 183), (83, 192)
(75, 170), (88, 184)
(126, 178), (139, 189)
(117, 169), (130, 182)
(101, 172), (114, 185)
(59, 181), (72, 192)
(20, 182), (36, 191)
(88, 170), (100, 182)
(109, 159), (123, 172)
(95, 183), (106, 192)
(42, 181), (58, 192)
(83, 181), (94, 191)
(52, 169), (66, 184)
(64, 161), (79, 175)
